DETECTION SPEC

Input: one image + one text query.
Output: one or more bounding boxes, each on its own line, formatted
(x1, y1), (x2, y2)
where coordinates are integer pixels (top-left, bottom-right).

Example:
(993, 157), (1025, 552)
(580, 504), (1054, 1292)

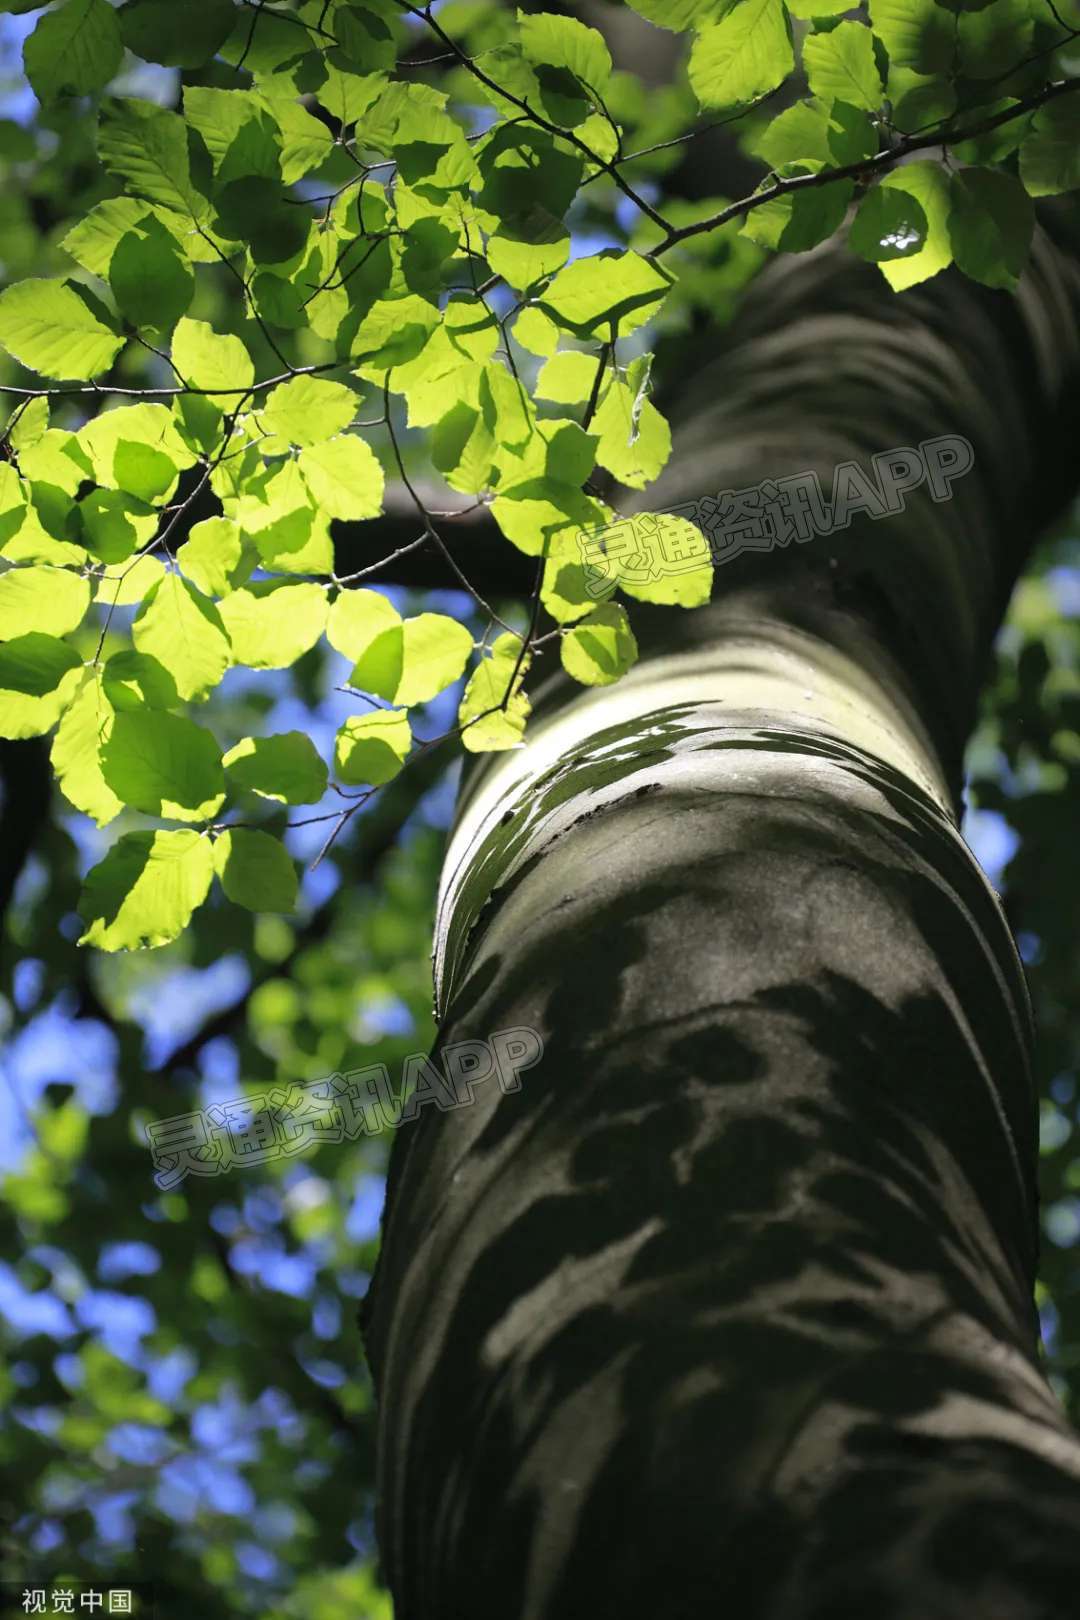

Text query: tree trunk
(361, 213), (1080, 1618)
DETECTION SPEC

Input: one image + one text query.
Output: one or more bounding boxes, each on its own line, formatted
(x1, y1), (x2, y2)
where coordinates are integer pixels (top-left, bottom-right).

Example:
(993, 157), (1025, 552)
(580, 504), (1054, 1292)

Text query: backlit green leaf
(214, 828), (298, 912)
(257, 376), (358, 449)
(1019, 97), (1080, 198)
(172, 318), (255, 399)
(458, 631), (531, 752)
(102, 648), (179, 711)
(0, 278), (123, 380)
(99, 98), (205, 220)
(624, 0), (725, 23)
(0, 565), (89, 638)
(297, 435), (384, 520)
(132, 573), (232, 700)
(849, 183), (929, 261)
(327, 586), (400, 660)
(0, 632), (81, 740)
(223, 732), (329, 804)
(24, 0), (122, 104)
(50, 667), (122, 826)
(78, 828), (215, 951)
(334, 708), (411, 784)
(100, 709), (225, 821)
(109, 217), (194, 331)
(353, 612), (474, 706)
(948, 166), (1033, 290)
(177, 517), (246, 598)
(217, 580), (327, 668)
(117, 0), (237, 68)
(688, 0), (793, 113)
(560, 603), (638, 686)
(802, 22), (883, 114)
(513, 306), (561, 357)
(518, 13), (612, 98)
(877, 160), (952, 290)
(538, 250), (672, 339)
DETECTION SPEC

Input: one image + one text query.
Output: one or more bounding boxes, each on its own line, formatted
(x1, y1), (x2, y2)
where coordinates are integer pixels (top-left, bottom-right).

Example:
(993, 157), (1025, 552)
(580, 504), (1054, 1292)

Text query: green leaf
(560, 603), (638, 687)
(217, 580), (327, 668)
(740, 170), (853, 253)
(749, 97), (877, 167)
(327, 586), (400, 658)
(80, 490), (158, 564)
(956, 0), (1031, 79)
(100, 709), (225, 821)
(102, 648), (179, 711)
(99, 98), (205, 220)
(887, 69), (957, 133)
(600, 511), (713, 607)
(258, 89), (335, 185)
(24, 0), (122, 103)
(595, 394), (671, 491)
(332, 4), (398, 74)
(687, 0), (794, 113)
(181, 85), (269, 177)
(624, 0), (725, 26)
(109, 216), (194, 332)
(0, 633), (81, 740)
(297, 435), (384, 520)
(534, 350), (598, 405)
(538, 355), (672, 490)
(431, 397), (498, 494)
(222, 732), (328, 804)
(0, 277), (123, 380)
(94, 553), (166, 607)
(17, 428), (90, 496)
(538, 250), (672, 339)
(8, 396), (49, 454)
(948, 166), (1033, 290)
(513, 306), (561, 357)
(78, 403), (194, 501)
(443, 297), (500, 364)
(950, 97), (1027, 164)
(50, 667), (122, 826)
(117, 0), (238, 68)
(334, 708), (411, 784)
(848, 183), (929, 260)
(1019, 96), (1080, 198)
(177, 516), (246, 598)
(803, 22), (883, 114)
(63, 197), (178, 277)
(256, 376), (358, 449)
(171, 317), (255, 397)
(785, 0), (855, 15)
(351, 294), (441, 370)
(869, 0), (954, 73)
(351, 612), (474, 705)
(877, 160), (952, 290)
(474, 123), (581, 292)
(78, 828), (215, 951)
(0, 565), (89, 638)
(517, 12), (612, 98)
(458, 632), (531, 753)
(132, 573), (232, 700)
(213, 828), (298, 913)
(213, 175), (310, 267)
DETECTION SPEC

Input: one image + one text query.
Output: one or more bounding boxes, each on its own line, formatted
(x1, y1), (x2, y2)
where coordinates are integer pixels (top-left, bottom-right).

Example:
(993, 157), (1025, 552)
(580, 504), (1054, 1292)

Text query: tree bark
(361, 212), (1080, 1618)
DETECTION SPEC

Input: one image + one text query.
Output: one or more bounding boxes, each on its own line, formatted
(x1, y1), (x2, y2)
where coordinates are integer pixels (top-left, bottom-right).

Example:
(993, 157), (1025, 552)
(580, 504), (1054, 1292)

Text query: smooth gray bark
(363, 216), (1080, 1618)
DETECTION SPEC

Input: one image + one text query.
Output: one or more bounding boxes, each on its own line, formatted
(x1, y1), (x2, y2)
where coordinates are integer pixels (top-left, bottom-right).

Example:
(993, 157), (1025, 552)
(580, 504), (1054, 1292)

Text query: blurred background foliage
(0, 2), (1077, 1616)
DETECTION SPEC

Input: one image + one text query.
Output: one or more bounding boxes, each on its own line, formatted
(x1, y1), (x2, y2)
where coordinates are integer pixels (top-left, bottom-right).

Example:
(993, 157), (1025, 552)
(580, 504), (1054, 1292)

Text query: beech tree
(2, 0), (1080, 1615)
